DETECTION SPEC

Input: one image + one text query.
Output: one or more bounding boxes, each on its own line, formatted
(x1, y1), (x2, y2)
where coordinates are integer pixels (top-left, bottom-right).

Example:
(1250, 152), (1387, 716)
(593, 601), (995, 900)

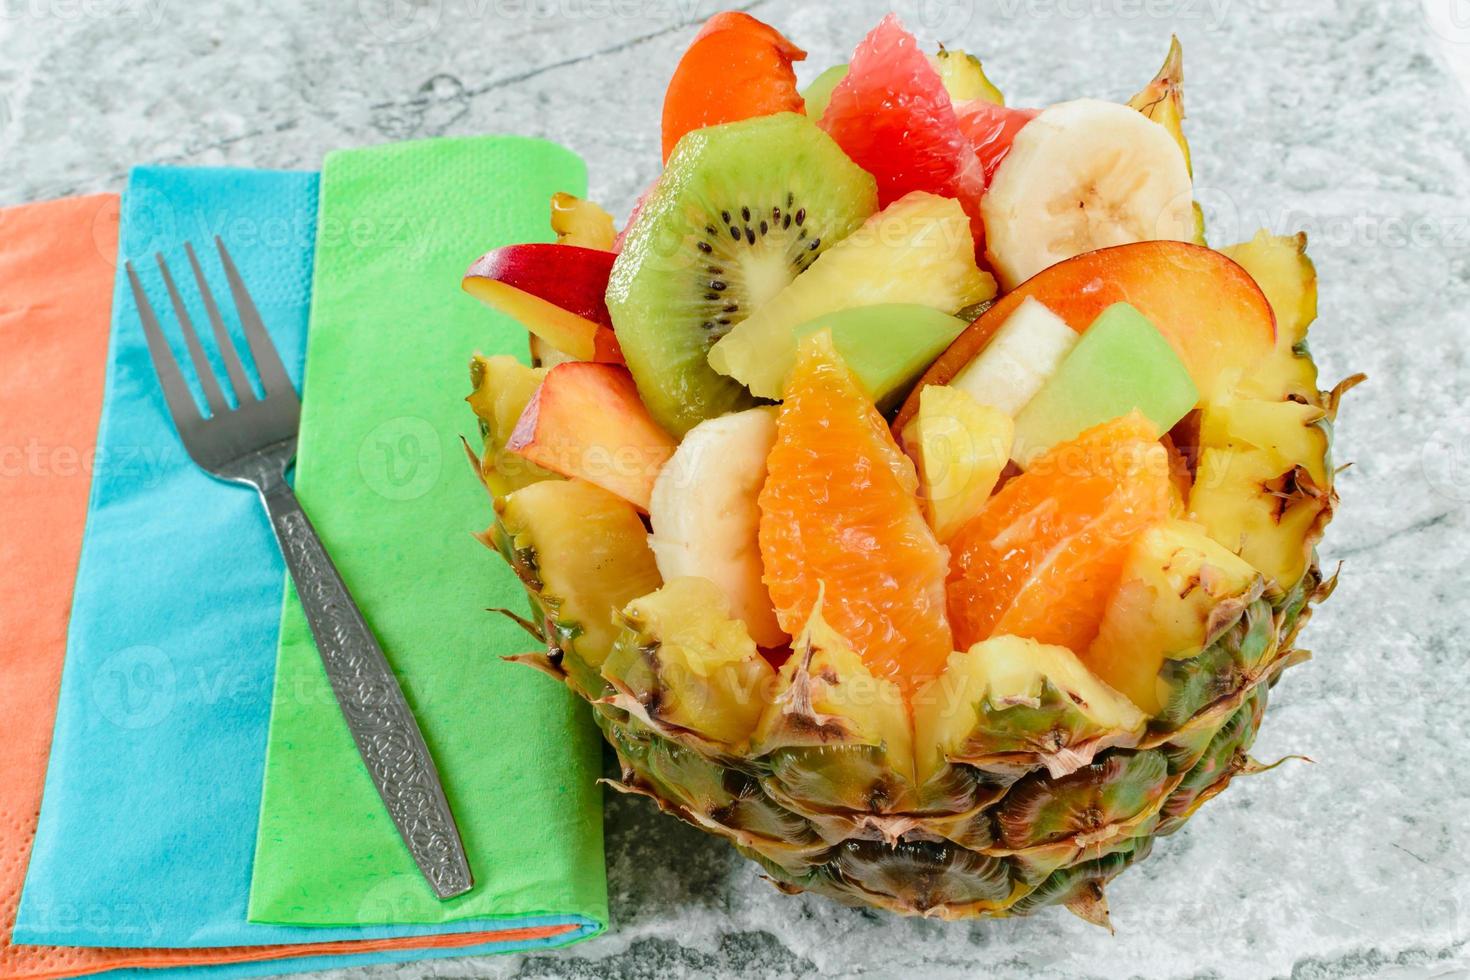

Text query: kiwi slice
(606, 113), (878, 436)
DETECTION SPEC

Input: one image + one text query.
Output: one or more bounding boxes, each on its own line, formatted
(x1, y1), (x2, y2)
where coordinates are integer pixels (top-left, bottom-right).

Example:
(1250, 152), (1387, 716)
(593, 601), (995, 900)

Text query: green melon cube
(791, 304), (968, 411)
(801, 64), (849, 120)
(1010, 302), (1199, 465)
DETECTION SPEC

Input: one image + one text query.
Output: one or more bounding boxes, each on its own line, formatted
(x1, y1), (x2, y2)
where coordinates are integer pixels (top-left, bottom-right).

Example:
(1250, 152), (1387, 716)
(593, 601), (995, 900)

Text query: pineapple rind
(1088, 520), (1268, 718)
(1127, 36), (1203, 252)
(599, 710), (831, 862)
(1006, 835), (1153, 925)
(1127, 36), (1191, 177)
(749, 597), (919, 823)
(600, 578), (775, 752)
(498, 536), (1324, 921)
(467, 355), (560, 496)
(1152, 596), (1276, 730)
(493, 560), (1321, 921)
(483, 462), (1331, 923)
(914, 638), (1147, 797)
(490, 479), (661, 698)
(1155, 685), (1268, 836)
(1189, 230), (1356, 590)
(475, 232), (1344, 923)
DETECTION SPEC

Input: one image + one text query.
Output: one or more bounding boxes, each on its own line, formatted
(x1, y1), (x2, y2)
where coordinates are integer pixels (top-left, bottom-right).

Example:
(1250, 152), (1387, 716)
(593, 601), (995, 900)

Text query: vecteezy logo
(1184, 183), (1243, 247)
(1424, 0), (1470, 45)
(90, 194), (122, 267)
(93, 645), (176, 730)
(912, 0), (976, 38)
(355, 873), (440, 927)
(1421, 412), (1470, 503)
(121, 184), (179, 259)
(356, 0), (443, 45)
(358, 416), (442, 501)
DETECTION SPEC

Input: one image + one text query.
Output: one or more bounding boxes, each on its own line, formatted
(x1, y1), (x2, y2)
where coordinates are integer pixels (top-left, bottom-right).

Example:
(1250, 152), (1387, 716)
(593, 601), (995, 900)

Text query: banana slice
(648, 407), (787, 648)
(949, 297), (1078, 416)
(982, 98), (1195, 290)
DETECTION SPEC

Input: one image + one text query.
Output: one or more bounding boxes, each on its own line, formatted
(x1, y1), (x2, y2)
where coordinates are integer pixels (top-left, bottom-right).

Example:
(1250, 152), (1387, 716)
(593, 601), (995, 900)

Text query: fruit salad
(460, 10), (1359, 923)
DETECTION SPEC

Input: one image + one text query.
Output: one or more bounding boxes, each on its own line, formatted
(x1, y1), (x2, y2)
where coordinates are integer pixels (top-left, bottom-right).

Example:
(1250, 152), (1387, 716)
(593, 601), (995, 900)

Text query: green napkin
(247, 136), (607, 933)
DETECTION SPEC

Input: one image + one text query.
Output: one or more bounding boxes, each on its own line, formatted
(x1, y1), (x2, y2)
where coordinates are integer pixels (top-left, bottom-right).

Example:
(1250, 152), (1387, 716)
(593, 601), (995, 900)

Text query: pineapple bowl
(459, 10), (1359, 925)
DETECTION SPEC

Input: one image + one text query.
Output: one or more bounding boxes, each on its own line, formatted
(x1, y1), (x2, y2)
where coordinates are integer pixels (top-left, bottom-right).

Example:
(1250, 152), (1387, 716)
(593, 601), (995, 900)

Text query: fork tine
(215, 237), (295, 398)
(185, 242), (256, 405)
(156, 252), (227, 418)
(128, 262), (205, 436)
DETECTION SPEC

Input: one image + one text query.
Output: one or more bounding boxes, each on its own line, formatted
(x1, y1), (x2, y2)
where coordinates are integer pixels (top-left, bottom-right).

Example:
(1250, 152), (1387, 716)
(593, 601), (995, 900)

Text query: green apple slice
(1011, 302), (1199, 466)
(791, 304), (968, 410)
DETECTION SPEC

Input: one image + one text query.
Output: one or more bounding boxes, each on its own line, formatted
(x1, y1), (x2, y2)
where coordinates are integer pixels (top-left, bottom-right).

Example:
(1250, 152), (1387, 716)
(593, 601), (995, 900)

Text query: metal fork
(127, 238), (473, 901)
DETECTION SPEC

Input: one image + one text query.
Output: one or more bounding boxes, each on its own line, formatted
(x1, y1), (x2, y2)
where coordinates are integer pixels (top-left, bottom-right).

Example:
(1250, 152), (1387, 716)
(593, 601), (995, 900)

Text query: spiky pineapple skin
(472, 231), (1350, 925)
(573, 564), (1327, 923)
(488, 516), (1329, 922)
(481, 378), (1341, 925)
(489, 487), (1335, 924)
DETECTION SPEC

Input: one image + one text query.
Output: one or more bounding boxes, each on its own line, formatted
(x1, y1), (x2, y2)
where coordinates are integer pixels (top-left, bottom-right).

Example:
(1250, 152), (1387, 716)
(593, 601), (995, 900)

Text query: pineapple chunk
(602, 578), (776, 750)
(752, 593), (916, 811)
(1221, 230), (1316, 348)
(550, 191), (616, 250)
(1217, 232), (1323, 405)
(1189, 448), (1328, 590)
(492, 479), (662, 693)
(1191, 230), (1336, 589)
(540, 192), (616, 366)
(1085, 520), (1263, 715)
(902, 385), (1014, 542)
(915, 636), (1146, 785)
(708, 192), (996, 399)
(1199, 394), (1329, 487)
(467, 355), (559, 496)
(1222, 231), (1321, 402)
(934, 48), (1005, 105)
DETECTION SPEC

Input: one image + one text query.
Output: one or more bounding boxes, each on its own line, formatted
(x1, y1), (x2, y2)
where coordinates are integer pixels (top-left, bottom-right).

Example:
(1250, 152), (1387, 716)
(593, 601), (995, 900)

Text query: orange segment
(759, 332), (953, 694)
(660, 13), (806, 163)
(946, 412), (1172, 653)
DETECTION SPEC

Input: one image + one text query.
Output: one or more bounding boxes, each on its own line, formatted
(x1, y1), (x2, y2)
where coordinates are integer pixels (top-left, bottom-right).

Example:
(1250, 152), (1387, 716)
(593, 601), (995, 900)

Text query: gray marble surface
(5, 0), (1470, 977)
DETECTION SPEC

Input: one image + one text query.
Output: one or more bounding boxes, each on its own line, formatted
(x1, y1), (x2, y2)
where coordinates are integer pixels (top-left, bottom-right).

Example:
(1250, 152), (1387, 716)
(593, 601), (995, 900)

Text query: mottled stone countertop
(5, 0), (1469, 977)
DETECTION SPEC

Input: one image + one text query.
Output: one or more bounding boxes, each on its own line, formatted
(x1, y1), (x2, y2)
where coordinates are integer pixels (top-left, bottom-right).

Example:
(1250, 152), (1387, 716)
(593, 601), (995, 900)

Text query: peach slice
(463, 243), (623, 363)
(507, 362), (676, 511)
(895, 240), (1275, 433)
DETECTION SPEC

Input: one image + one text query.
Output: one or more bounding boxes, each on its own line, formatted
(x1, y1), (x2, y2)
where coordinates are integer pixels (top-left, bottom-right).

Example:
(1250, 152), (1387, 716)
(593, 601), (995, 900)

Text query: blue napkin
(12, 166), (594, 956)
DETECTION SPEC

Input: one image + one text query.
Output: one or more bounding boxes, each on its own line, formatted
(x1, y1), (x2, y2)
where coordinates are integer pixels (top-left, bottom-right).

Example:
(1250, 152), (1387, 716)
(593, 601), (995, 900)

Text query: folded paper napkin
(246, 136), (608, 935)
(11, 167), (587, 969)
(0, 193), (528, 980)
(1, 194), (118, 979)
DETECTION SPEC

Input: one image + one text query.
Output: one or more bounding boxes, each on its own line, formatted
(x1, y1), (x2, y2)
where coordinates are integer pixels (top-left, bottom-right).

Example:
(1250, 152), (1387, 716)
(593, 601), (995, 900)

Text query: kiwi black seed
(605, 113), (878, 436)
(671, 196), (855, 352)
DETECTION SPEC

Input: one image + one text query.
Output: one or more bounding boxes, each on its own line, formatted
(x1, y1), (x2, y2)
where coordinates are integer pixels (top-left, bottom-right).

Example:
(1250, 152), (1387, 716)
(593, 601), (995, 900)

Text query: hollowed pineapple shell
(582, 567), (1321, 925)
(467, 231), (1349, 926)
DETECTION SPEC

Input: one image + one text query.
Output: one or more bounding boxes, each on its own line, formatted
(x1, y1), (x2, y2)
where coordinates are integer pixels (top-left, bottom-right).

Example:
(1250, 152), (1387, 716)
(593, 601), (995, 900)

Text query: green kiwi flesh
(606, 112), (878, 436)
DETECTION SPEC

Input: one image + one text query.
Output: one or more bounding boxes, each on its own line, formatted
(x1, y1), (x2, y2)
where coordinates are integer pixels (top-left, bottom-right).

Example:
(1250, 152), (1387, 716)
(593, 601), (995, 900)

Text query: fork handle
(259, 482), (474, 901)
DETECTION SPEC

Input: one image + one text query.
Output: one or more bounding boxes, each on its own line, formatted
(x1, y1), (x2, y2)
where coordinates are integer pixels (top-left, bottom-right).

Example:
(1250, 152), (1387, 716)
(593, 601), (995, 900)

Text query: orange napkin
(0, 193), (575, 979)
